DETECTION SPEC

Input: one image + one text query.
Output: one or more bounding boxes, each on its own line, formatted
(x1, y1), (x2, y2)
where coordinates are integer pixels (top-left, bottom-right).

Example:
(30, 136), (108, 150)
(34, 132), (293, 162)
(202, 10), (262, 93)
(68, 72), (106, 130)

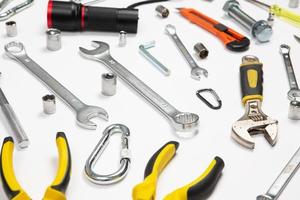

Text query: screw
(223, 0), (272, 42)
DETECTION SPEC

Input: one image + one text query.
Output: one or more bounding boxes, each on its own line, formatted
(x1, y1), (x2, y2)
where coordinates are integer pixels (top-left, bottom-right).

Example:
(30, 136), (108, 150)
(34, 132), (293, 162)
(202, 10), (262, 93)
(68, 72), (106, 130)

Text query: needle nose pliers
(132, 141), (225, 200)
(0, 132), (71, 200)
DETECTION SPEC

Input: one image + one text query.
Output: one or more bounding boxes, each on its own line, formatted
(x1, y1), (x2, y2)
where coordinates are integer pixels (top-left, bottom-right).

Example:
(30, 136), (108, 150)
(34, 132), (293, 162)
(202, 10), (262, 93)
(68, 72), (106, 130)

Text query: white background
(0, 0), (300, 199)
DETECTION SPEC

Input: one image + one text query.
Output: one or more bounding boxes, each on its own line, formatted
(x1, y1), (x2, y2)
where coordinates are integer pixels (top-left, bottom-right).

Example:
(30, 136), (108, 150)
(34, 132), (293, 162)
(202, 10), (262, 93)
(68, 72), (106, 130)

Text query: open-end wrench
(165, 24), (208, 81)
(79, 41), (199, 138)
(257, 146), (300, 200)
(5, 41), (108, 130)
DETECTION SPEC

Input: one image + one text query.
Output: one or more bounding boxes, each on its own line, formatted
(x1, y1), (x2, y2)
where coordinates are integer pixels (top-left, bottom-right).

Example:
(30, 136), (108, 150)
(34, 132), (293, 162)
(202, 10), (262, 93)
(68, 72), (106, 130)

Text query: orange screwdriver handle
(179, 8), (250, 52)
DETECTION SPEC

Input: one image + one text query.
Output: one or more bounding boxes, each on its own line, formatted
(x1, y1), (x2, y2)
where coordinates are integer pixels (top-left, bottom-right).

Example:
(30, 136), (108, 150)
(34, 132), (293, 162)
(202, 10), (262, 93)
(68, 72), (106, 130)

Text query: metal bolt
(6, 21), (17, 37)
(223, 0), (272, 42)
(102, 73), (117, 96)
(42, 94), (56, 114)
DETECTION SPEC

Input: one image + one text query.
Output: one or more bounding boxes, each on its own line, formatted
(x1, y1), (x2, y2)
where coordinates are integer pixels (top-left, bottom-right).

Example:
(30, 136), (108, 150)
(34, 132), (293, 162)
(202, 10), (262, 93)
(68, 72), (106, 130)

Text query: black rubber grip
(144, 141), (179, 178)
(187, 156), (225, 200)
(226, 37), (250, 52)
(240, 63), (263, 102)
(52, 132), (72, 194)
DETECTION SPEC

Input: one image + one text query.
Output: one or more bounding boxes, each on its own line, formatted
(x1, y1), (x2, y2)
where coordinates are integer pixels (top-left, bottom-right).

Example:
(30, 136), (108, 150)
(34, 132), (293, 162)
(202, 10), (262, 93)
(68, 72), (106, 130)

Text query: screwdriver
(245, 0), (300, 26)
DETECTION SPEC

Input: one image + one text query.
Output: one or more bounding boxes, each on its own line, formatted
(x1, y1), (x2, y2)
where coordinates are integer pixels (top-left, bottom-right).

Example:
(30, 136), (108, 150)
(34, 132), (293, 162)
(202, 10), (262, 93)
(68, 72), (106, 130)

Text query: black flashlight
(47, 0), (139, 33)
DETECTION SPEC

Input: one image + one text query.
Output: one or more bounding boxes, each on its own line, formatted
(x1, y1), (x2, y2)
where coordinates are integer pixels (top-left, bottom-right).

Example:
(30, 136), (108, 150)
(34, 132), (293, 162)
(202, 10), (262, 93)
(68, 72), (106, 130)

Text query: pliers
(132, 141), (225, 200)
(0, 132), (71, 200)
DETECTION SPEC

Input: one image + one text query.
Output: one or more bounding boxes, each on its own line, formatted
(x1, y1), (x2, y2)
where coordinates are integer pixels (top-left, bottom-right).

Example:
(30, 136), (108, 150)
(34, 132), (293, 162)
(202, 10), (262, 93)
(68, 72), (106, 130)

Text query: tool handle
(240, 59), (263, 104)
(0, 137), (31, 200)
(43, 132), (71, 200)
(164, 157), (224, 200)
(132, 141), (179, 200)
(271, 5), (300, 26)
(0, 89), (29, 149)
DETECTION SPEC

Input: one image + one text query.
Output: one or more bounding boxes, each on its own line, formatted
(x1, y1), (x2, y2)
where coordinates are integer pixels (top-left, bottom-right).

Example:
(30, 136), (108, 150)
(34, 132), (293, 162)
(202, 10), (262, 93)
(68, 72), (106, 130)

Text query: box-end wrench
(257, 146), (300, 200)
(279, 44), (300, 120)
(4, 41), (108, 130)
(0, 87), (29, 149)
(79, 41), (199, 138)
(165, 24), (208, 81)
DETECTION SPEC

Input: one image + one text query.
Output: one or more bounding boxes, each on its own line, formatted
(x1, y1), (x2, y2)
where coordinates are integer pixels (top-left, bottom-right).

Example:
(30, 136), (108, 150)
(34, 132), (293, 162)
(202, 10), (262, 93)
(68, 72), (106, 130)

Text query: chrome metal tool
(165, 24), (208, 81)
(5, 41), (108, 130)
(0, 0), (34, 21)
(257, 146), (300, 200)
(279, 44), (300, 120)
(79, 41), (199, 138)
(232, 56), (278, 149)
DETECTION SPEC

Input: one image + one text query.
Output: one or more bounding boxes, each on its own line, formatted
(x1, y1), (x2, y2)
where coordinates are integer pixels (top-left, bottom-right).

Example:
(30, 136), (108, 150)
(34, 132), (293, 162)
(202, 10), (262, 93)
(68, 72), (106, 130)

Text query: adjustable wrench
(79, 41), (199, 138)
(279, 44), (300, 120)
(165, 24), (208, 81)
(257, 146), (300, 200)
(5, 41), (108, 130)
(232, 56), (278, 149)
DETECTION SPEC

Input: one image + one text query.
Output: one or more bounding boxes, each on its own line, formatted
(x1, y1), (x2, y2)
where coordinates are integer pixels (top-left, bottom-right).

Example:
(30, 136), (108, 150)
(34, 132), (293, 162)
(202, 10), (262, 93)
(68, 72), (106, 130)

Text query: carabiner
(0, 0), (34, 21)
(85, 124), (131, 185)
(196, 88), (222, 110)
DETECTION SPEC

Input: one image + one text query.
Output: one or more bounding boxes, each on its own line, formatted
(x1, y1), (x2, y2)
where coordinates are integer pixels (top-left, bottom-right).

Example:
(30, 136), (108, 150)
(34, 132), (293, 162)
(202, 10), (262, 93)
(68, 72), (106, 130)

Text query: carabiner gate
(196, 88), (222, 110)
(85, 124), (131, 185)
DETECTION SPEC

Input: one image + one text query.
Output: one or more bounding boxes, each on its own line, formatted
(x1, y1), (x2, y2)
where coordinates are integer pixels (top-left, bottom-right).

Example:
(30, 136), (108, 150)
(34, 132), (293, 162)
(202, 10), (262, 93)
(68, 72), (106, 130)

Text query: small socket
(194, 43), (209, 59)
(267, 12), (275, 27)
(6, 21), (17, 37)
(156, 5), (169, 18)
(289, 0), (299, 8)
(46, 28), (61, 51)
(42, 94), (56, 114)
(102, 73), (117, 96)
(119, 31), (127, 47)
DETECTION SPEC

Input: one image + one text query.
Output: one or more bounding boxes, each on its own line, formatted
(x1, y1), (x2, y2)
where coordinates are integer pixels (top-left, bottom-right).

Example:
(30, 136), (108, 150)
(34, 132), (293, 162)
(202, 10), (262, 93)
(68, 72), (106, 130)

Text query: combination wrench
(279, 44), (300, 120)
(257, 146), (300, 200)
(165, 24), (208, 81)
(79, 41), (199, 138)
(5, 41), (108, 130)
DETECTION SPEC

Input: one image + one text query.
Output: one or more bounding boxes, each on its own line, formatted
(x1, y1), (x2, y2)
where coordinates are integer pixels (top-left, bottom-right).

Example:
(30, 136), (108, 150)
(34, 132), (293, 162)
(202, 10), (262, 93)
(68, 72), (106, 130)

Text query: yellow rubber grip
(0, 137), (31, 200)
(43, 132), (71, 200)
(164, 157), (224, 200)
(132, 142), (178, 200)
(271, 5), (300, 27)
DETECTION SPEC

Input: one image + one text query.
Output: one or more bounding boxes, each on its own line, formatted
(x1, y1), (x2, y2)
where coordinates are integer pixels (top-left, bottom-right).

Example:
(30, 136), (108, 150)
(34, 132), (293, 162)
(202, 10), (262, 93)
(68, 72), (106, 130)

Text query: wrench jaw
(232, 119), (278, 149)
(76, 105), (109, 130)
(256, 194), (274, 200)
(171, 112), (199, 138)
(79, 41), (110, 60)
(191, 67), (208, 81)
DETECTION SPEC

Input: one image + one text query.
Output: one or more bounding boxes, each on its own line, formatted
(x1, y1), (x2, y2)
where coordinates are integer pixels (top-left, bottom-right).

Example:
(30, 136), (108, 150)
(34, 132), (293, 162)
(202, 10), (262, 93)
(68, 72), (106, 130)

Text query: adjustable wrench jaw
(232, 100), (278, 149)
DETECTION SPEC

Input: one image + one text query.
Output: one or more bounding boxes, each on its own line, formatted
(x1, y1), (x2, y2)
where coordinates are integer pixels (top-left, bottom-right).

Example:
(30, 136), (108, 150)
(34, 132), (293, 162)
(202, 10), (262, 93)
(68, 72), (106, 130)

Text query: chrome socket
(119, 31), (127, 47)
(42, 94), (56, 114)
(46, 28), (61, 51)
(6, 21), (17, 37)
(194, 43), (209, 59)
(102, 73), (117, 96)
(156, 5), (169, 18)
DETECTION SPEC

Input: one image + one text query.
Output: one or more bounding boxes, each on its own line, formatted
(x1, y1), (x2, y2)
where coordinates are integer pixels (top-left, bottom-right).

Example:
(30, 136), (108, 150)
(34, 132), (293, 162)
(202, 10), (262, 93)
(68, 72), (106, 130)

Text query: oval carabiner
(84, 124), (131, 185)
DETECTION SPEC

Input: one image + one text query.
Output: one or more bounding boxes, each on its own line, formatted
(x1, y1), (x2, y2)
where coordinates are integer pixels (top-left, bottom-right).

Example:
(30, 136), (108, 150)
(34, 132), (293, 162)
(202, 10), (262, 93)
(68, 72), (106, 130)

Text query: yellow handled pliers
(132, 141), (225, 200)
(0, 132), (71, 200)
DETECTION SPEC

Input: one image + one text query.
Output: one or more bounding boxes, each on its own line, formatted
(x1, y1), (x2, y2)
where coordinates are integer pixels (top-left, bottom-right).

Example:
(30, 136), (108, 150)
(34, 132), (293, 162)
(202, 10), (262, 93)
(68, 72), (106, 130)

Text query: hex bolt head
(251, 20), (273, 42)
(223, 0), (240, 12)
